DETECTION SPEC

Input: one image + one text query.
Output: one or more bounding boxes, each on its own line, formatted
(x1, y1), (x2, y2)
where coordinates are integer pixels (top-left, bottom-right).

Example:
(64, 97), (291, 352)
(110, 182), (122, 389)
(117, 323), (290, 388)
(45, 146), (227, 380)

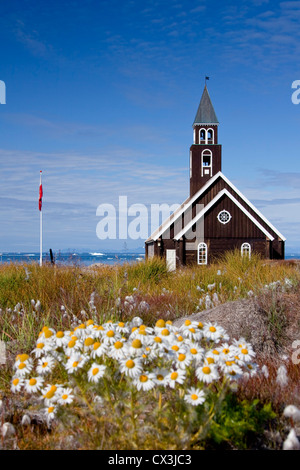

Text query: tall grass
(0, 253), (299, 450)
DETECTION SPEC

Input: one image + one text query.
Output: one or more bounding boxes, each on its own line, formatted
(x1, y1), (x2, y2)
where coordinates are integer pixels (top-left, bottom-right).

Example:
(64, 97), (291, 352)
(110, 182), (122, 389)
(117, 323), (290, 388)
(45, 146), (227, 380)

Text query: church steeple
(189, 85), (222, 197)
(193, 85), (219, 126)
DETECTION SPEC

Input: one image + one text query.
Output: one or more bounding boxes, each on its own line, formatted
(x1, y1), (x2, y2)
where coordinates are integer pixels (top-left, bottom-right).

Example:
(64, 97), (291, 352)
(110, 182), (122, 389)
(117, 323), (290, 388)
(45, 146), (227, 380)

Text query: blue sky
(0, 0), (300, 253)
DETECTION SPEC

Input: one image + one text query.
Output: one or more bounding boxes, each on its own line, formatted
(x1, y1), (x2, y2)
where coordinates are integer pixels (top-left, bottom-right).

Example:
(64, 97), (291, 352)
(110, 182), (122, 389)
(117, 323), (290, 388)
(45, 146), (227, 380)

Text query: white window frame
(199, 128), (206, 144)
(207, 128), (214, 144)
(201, 149), (212, 177)
(241, 242), (251, 258)
(197, 242), (208, 265)
(217, 209), (232, 225)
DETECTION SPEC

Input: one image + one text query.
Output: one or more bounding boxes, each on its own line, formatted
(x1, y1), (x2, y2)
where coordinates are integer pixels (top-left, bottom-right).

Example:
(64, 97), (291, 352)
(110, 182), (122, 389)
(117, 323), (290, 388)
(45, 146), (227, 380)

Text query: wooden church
(145, 85), (285, 269)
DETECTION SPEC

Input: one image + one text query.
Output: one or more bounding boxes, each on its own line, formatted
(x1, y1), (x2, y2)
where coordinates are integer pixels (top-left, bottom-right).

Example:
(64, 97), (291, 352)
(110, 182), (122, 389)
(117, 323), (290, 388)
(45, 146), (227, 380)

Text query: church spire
(193, 85), (219, 126)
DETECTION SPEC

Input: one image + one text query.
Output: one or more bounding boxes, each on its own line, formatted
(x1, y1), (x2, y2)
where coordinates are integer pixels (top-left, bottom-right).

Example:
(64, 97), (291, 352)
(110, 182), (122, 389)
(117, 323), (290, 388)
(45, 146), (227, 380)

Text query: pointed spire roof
(193, 85), (219, 126)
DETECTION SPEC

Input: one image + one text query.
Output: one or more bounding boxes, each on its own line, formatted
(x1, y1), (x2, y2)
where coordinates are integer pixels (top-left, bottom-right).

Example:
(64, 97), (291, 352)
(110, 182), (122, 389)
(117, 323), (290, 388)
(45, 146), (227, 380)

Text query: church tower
(189, 85), (222, 197)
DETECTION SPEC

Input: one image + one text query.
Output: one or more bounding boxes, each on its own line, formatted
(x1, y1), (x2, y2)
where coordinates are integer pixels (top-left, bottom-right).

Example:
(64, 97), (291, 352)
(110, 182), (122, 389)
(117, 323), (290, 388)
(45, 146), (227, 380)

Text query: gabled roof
(145, 171), (286, 242)
(193, 85), (219, 126)
(174, 188), (275, 241)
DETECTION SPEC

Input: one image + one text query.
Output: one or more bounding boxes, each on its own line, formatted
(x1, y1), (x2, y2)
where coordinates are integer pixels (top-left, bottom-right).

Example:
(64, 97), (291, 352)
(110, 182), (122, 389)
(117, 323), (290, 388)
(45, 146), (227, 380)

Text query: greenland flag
(39, 171), (43, 211)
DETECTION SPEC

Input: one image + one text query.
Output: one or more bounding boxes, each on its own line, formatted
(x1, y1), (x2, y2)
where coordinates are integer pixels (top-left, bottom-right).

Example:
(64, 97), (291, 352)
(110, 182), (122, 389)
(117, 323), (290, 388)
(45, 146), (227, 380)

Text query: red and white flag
(39, 171), (43, 211)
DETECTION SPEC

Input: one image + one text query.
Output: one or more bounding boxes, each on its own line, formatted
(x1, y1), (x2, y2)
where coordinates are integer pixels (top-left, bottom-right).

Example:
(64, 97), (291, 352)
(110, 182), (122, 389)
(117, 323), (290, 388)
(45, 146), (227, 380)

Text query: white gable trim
(219, 173), (286, 241)
(146, 171), (286, 242)
(146, 172), (222, 242)
(174, 188), (275, 241)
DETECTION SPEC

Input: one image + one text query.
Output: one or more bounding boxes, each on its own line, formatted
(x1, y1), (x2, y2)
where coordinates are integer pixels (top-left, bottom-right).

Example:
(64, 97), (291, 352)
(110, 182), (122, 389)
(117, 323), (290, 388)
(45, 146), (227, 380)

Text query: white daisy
(65, 353), (88, 374)
(184, 387), (206, 406)
(203, 322), (226, 342)
(196, 364), (219, 384)
(119, 357), (143, 379)
(14, 357), (34, 377)
(108, 339), (127, 360)
(42, 384), (62, 405)
(90, 340), (108, 359)
(11, 376), (24, 393)
(152, 367), (169, 387)
(175, 350), (193, 369)
(36, 356), (56, 375)
(133, 371), (156, 391)
(44, 405), (57, 423)
(188, 345), (205, 364)
(166, 369), (186, 389)
(57, 387), (75, 405)
(87, 363), (106, 383)
(24, 376), (44, 394)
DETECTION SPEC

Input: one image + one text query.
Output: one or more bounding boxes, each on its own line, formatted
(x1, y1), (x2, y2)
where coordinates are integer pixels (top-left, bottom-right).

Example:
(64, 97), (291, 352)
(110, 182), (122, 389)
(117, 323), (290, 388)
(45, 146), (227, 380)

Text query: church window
(241, 242), (251, 258)
(198, 242), (208, 265)
(207, 128), (214, 144)
(201, 149), (212, 176)
(200, 129), (206, 144)
(217, 210), (231, 224)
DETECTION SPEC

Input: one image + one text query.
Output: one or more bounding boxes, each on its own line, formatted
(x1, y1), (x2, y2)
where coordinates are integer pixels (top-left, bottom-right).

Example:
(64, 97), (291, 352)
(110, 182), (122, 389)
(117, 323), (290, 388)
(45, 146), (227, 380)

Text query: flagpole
(39, 171), (43, 267)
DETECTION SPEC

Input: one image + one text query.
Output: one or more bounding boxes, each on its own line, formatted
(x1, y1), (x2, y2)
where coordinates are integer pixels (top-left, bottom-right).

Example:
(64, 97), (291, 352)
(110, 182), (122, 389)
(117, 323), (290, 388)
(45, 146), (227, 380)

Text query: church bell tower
(189, 85), (222, 197)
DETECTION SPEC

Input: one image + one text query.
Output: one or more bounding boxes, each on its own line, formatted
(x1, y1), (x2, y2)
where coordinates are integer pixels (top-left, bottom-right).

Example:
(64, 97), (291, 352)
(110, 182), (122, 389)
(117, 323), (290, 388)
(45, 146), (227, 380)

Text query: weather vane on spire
(205, 76), (210, 86)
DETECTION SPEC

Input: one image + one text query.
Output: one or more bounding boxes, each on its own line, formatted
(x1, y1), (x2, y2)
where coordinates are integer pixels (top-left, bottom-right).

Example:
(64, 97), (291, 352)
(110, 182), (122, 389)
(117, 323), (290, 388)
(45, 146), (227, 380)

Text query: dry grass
(0, 251), (300, 450)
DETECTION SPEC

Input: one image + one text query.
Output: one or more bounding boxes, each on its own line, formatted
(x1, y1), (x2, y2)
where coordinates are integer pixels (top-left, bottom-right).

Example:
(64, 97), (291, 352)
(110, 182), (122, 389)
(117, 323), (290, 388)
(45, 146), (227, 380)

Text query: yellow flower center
(44, 330), (53, 339)
(212, 349), (219, 355)
(93, 342), (101, 350)
(209, 326), (216, 332)
(86, 319), (94, 326)
(177, 335), (184, 342)
(92, 367), (99, 376)
(13, 378), (19, 386)
(189, 327), (196, 333)
(72, 361), (79, 368)
(178, 354), (186, 362)
(84, 337), (94, 347)
(114, 341), (123, 349)
(125, 360), (135, 369)
(36, 343), (44, 349)
(29, 378), (37, 386)
(48, 406), (55, 413)
(206, 357), (215, 364)
(18, 362), (26, 370)
(17, 354), (29, 362)
(172, 345), (179, 351)
(154, 336), (162, 343)
(222, 348), (230, 355)
(131, 339), (142, 349)
(198, 322), (203, 329)
(155, 319), (165, 328)
(42, 362), (48, 368)
(45, 390), (55, 399)
(190, 348), (197, 355)
(202, 366), (211, 375)
(191, 394), (199, 401)
(62, 394), (68, 400)
(184, 319), (192, 326)
(161, 328), (170, 336)
(118, 322), (125, 328)
(106, 330), (115, 338)
(68, 340), (76, 349)
(139, 374), (148, 383)
(241, 348), (248, 355)
(56, 331), (64, 338)
(170, 372), (178, 380)
(157, 374), (164, 381)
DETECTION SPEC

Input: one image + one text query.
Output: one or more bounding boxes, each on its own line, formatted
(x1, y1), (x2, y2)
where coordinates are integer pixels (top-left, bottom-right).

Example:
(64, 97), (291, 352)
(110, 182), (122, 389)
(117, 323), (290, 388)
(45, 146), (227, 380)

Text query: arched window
(200, 129), (206, 144)
(207, 128), (214, 144)
(198, 242), (208, 265)
(201, 149), (212, 176)
(241, 242), (251, 258)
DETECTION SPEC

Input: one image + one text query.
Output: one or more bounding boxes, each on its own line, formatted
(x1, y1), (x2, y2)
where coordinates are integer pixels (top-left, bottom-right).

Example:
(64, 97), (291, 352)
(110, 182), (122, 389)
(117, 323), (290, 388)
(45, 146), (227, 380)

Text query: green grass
(0, 252), (299, 450)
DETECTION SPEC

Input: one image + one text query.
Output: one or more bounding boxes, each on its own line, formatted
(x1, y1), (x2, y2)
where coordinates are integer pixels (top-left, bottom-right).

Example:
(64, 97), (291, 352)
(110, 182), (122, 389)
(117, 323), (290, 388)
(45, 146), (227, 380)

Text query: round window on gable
(217, 210), (232, 224)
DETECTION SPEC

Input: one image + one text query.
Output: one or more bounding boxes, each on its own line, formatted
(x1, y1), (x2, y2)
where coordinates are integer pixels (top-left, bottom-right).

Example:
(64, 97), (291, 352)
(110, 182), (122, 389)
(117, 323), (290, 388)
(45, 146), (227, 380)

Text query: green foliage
(205, 392), (276, 449)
